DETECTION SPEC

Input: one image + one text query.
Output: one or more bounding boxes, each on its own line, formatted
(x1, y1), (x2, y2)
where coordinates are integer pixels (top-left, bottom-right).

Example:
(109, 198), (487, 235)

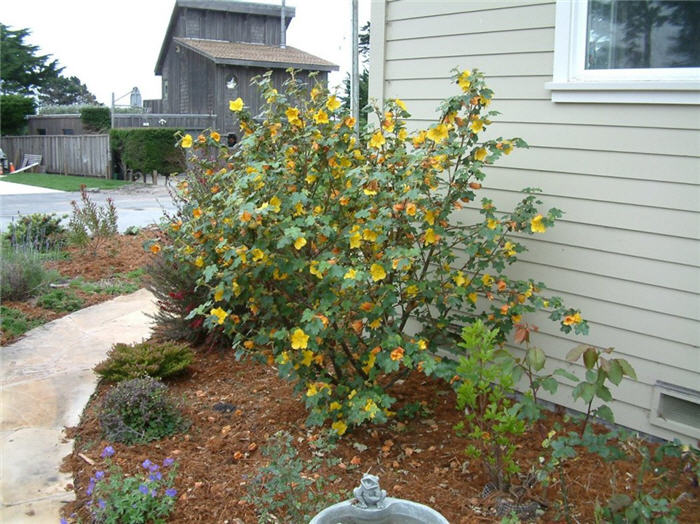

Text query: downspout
(280, 0), (286, 48)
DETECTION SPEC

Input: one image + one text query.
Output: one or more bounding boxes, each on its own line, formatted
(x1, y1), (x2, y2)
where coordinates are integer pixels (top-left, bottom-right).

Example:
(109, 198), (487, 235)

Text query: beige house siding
(370, 0), (700, 442)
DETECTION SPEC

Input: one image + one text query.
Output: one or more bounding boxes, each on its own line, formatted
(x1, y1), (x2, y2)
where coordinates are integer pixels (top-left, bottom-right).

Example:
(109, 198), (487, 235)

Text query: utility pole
(351, 0), (359, 136)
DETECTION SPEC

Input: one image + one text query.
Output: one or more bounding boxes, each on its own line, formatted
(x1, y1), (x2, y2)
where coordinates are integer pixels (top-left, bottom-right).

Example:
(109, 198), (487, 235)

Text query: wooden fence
(0, 135), (110, 178)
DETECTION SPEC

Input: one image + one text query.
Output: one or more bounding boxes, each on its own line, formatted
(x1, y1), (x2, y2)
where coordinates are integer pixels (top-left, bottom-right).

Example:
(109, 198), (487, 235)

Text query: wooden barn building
(152, 0), (338, 134)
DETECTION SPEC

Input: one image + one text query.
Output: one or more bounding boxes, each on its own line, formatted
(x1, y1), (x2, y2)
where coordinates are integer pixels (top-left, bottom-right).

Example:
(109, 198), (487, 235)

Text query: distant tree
(0, 23), (62, 96)
(1, 94), (36, 135)
(340, 21), (370, 127)
(38, 75), (98, 106)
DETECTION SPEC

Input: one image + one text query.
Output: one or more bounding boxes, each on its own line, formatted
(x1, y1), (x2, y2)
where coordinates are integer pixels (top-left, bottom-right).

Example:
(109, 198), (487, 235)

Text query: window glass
(586, 0), (700, 70)
(37, 129), (47, 135)
(226, 74), (238, 90)
(63, 129), (75, 135)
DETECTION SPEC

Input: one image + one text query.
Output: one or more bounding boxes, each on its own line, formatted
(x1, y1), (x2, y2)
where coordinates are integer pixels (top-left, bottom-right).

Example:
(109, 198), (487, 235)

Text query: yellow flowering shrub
(170, 69), (587, 432)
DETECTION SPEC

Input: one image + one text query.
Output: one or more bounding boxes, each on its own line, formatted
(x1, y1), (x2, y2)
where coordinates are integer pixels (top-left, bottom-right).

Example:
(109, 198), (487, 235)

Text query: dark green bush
(110, 128), (185, 175)
(36, 288), (84, 312)
(80, 106), (110, 132)
(99, 377), (187, 444)
(1, 94), (35, 135)
(94, 339), (194, 382)
(1, 305), (42, 339)
(4, 212), (67, 251)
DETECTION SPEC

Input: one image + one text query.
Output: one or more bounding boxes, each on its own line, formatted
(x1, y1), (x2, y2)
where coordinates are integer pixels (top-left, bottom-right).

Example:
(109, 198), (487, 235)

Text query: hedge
(110, 128), (185, 176)
(80, 106), (111, 132)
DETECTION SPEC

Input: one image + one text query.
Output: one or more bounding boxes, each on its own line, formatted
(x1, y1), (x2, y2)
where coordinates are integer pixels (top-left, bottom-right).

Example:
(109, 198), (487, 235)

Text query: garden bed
(61, 347), (699, 523)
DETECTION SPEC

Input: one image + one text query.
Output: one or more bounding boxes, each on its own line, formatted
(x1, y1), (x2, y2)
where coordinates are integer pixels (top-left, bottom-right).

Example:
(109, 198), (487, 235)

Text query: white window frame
(545, 0), (700, 104)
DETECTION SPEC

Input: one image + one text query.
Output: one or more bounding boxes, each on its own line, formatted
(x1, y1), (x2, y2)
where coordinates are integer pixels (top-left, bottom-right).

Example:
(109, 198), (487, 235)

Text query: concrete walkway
(0, 180), (63, 195)
(0, 289), (157, 522)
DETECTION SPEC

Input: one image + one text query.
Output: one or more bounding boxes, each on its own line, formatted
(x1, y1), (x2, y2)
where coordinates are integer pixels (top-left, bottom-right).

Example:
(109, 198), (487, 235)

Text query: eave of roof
(174, 37), (339, 72)
(155, 0), (296, 75)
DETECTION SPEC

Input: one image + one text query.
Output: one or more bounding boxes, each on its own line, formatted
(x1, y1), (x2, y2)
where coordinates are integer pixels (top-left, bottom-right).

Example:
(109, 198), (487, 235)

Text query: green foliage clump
(85, 447), (178, 524)
(167, 68), (588, 435)
(68, 186), (118, 254)
(1, 94), (35, 135)
(109, 128), (185, 176)
(454, 321), (525, 491)
(37, 288), (84, 312)
(245, 430), (341, 523)
(99, 376), (187, 444)
(0, 305), (42, 339)
(4, 212), (67, 251)
(94, 339), (194, 382)
(0, 244), (55, 300)
(80, 106), (110, 132)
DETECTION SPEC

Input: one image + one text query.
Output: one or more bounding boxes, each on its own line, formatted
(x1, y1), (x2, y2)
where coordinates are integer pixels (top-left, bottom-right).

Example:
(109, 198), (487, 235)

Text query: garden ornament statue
(309, 473), (449, 524)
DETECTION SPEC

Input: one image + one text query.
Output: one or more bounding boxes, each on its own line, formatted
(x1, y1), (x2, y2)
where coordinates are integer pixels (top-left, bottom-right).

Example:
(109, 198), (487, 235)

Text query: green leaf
(565, 344), (587, 362)
(596, 384), (613, 402)
(540, 376), (559, 394)
(203, 264), (218, 282)
(594, 405), (615, 424)
(583, 347), (598, 370)
(526, 347), (546, 371)
(553, 368), (579, 382)
(607, 360), (623, 386)
(616, 358), (637, 380)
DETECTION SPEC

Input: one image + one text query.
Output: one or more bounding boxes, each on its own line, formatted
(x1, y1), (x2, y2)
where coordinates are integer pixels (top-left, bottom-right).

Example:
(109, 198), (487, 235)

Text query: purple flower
(95, 470), (105, 480)
(165, 488), (177, 497)
(149, 464), (160, 472)
(86, 480), (95, 496)
(138, 484), (149, 495)
(60, 519), (68, 524)
(100, 446), (115, 458)
(98, 499), (106, 509)
(163, 457), (175, 467)
(150, 489), (157, 497)
(149, 472), (162, 481)
(141, 459), (152, 470)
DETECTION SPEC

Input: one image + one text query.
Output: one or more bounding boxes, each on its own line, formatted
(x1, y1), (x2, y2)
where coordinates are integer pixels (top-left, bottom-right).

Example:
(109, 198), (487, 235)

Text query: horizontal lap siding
(374, 0), (700, 441)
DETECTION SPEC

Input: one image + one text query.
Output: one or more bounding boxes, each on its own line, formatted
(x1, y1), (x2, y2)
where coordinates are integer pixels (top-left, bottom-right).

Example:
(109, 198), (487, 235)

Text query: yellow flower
(232, 281), (241, 296)
(364, 398), (378, 419)
(251, 248), (265, 262)
(269, 196), (281, 212)
(181, 134), (193, 148)
(300, 349), (314, 366)
(344, 116), (356, 128)
(210, 307), (228, 325)
(214, 288), (224, 301)
(326, 95), (341, 111)
(405, 284), (418, 296)
(362, 352), (377, 374)
(369, 130), (386, 149)
(424, 210), (436, 226)
(563, 312), (583, 326)
(266, 88), (278, 103)
(310, 86), (321, 100)
(482, 274), (494, 287)
(424, 228), (438, 245)
(504, 241), (516, 257)
(405, 202), (416, 216)
(530, 214), (547, 233)
(193, 207), (202, 219)
(294, 237), (307, 250)
(306, 383), (318, 397)
(468, 292), (478, 303)
(344, 268), (357, 279)
(194, 256), (204, 268)
(229, 98), (243, 112)
(413, 130), (427, 147)
(418, 339), (427, 350)
(150, 243), (161, 254)
(398, 128), (408, 141)
(290, 328), (309, 349)
(210, 131), (220, 142)
(362, 229), (378, 242)
(330, 401), (342, 410)
(332, 420), (348, 436)
(395, 98), (407, 111)
(458, 70), (471, 92)
(427, 124), (448, 144)
(470, 119), (484, 133)
(370, 263), (386, 282)
(487, 218), (498, 230)
(369, 318), (382, 329)
(349, 231), (362, 249)
(475, 148), (488, 161)
(453, 271), (467, 287)
(309, 261), (323, 279)
(313, 109), (329, 124)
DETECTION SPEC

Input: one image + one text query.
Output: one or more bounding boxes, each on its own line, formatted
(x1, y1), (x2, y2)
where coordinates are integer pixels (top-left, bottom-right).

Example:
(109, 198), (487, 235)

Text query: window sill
(545, 81), (700, 104)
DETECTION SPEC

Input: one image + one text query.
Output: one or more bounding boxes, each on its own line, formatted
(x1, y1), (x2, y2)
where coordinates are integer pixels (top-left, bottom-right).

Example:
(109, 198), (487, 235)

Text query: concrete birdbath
(309, 474), (449, 524)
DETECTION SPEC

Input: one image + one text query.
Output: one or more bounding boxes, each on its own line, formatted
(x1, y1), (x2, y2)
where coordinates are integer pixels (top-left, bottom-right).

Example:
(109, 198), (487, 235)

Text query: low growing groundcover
(1, 173), (131, 191)
(61, 346), (700, 523)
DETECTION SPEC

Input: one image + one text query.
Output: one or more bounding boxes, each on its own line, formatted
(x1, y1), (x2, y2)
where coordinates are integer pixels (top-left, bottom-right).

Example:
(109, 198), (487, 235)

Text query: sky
(2, 0), (371, 106)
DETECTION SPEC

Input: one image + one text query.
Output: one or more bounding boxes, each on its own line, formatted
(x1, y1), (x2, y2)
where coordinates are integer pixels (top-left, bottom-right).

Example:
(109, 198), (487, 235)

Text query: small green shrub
(1, 305), (42, 339)
(94, 340), (194, 382)
(83, 446), (178, 524)
(99, 377), (187, 444)
(37, 288), (84, 312)
(110, 128), (184, 176)
(80, 106), (110, 132)
(0, 245), (54, 300)
(68, 186), (118, 254)
(245, 430), (341, 523)
(124, 225), (141, 236)
(1, 94), (35, 135)
(4, 212), (67, 251)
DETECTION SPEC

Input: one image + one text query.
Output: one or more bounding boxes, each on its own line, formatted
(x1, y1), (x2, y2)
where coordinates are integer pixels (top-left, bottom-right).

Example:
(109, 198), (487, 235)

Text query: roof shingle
(174, 38), (338, 72)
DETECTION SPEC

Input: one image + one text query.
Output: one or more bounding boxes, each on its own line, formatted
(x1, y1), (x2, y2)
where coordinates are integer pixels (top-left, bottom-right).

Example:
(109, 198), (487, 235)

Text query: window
(62, 129), (75, 135)
(163, 80), (169, 101)
(226, 74), (238, 91)
(37, 128), (46, 136)
(546, 0), (700, 104)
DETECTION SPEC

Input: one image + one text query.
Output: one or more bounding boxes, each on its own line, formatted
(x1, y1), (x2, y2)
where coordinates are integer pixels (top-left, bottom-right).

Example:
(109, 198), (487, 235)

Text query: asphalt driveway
(0, 180), (179, 233)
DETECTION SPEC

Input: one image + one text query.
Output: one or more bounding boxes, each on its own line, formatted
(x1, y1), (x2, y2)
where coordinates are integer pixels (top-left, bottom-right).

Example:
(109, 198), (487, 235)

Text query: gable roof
(173, 37), (338, 72)
(155, 0), (296, 75)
